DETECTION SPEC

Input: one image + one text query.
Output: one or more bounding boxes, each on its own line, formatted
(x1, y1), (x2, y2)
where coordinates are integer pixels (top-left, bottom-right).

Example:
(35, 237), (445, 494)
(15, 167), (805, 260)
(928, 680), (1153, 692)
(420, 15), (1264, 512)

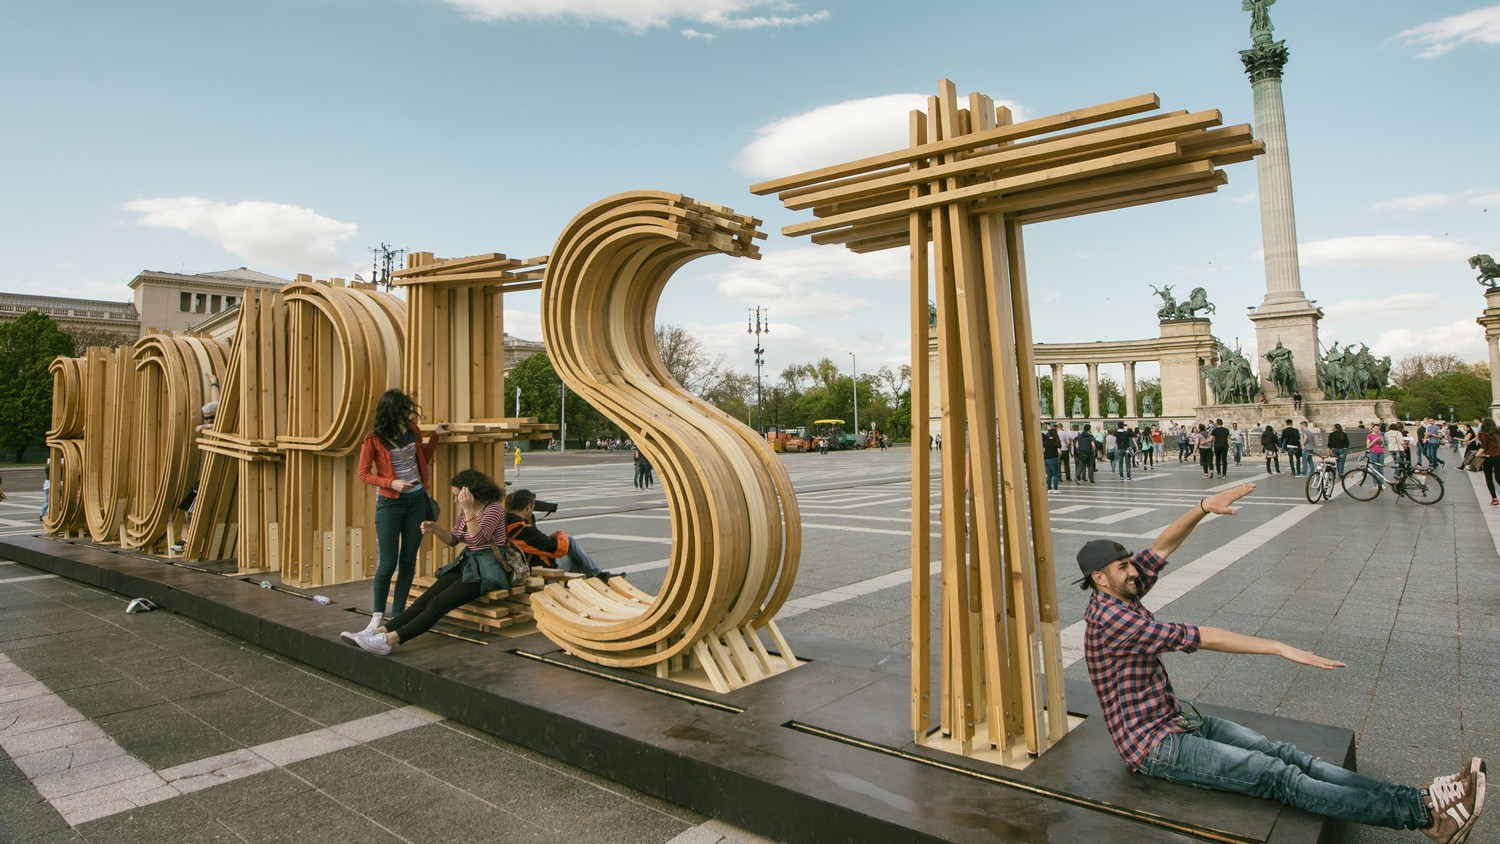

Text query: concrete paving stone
(96, 703), (242, 770)
(49, 776), (179, 826)
(540, 793), (697, 841)
(13, 735), (129, 779)
(29, 753), (155, 801)
(71, 789), (233, 844)
(0, 699), (90, 745)
(229, 670), (393, 727)
(0, 680), (52, 705)
(172, 688), (322, 747)
(252, 727), (358, 767)
(328, 706), (436, 744)
(127, 664), (239, 704)
(181, 767), (309, 822)
(209, 789), (406, 844)
(51, 677), (167, 720)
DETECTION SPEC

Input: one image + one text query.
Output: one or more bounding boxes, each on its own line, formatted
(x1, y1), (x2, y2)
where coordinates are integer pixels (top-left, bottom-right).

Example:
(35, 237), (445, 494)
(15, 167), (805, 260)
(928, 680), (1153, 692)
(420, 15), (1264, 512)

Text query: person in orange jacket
(504, 487), (615, 582)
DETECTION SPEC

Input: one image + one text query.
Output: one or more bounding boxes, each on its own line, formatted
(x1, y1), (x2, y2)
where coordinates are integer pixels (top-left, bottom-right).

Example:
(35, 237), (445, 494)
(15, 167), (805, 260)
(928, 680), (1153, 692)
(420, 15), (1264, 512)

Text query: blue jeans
(374, 491), (426, 614)
(1044, 457), (1060, 490)
(555, 534), (603, 577)
(1232, 442), (1243, 463)
(1285, 446), (1302, 475)
(1368, 452), (1386, 487)
(1141, 712), (1427, 830)
(1330, 448), (1348, 476)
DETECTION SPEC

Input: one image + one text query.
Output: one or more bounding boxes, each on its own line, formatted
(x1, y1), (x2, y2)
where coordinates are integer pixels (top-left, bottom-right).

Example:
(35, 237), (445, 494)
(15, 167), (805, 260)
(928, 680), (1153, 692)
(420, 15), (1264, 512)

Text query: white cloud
(681, 28), (715, 40)
(704, 244), (904, 317)
(1295, 235), (1475, 269)
(1322, 292), (1449, 323)
(1371, 188), (1500, 212)
(1395, 5), (1500, 58)
(1370, 319), (1486, 361)
(123, 197), (357, 275)
(735, 93), (1028, 180)
(436, 0), (828, 35)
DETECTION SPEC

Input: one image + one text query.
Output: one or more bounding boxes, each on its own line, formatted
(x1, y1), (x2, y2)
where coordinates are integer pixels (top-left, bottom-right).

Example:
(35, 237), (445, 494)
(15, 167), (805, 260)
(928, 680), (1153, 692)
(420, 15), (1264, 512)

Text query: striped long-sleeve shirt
(445, 502), (507, 551)
(1083, 547), (1201, 771)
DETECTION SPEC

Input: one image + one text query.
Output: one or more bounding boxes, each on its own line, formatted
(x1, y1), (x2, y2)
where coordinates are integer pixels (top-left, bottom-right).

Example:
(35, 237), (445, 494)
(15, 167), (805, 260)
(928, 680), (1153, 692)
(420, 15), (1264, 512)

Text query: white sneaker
(355, 631), (392, 656)
(361, 612), (384, 634)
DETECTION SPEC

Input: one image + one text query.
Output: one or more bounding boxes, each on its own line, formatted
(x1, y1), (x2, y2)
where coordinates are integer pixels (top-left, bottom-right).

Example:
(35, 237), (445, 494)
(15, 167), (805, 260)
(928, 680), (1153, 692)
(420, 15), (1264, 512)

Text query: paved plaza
(0, 444), (1497, 842)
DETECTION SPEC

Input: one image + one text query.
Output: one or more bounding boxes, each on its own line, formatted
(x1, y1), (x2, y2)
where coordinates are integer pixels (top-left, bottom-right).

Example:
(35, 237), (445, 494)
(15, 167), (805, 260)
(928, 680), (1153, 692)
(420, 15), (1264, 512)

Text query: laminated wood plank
(763, 78), (1259, 762)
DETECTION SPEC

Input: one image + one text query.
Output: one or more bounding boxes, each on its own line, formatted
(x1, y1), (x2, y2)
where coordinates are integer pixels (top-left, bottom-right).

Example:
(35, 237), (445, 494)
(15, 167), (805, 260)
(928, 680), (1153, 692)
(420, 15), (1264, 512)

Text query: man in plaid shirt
(1080, 483), (1485, 842)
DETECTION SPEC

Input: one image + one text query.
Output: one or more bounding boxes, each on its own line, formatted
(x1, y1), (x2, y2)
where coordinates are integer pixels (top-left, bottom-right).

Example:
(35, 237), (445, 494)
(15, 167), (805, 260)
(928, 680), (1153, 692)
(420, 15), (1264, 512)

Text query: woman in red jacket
(356, 389), (444, 631)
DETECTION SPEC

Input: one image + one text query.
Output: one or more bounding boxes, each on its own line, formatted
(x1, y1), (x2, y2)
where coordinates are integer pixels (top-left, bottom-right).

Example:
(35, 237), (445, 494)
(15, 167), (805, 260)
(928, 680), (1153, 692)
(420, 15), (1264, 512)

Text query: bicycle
(1341, 453), (1445, 505)
(1304, 452), (1338, 503)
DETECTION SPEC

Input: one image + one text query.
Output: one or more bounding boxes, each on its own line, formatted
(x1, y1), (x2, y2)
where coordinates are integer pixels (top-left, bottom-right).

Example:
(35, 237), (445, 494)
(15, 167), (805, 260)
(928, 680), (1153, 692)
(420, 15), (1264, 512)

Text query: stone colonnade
(1032, 319), (1218, 424)
(1479, 287), (1500, 422)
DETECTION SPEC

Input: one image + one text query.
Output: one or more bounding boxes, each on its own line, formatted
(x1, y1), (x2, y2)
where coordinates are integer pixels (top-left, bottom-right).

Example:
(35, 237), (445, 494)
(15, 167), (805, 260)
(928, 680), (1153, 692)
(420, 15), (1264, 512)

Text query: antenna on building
(370, 243), (407, 290)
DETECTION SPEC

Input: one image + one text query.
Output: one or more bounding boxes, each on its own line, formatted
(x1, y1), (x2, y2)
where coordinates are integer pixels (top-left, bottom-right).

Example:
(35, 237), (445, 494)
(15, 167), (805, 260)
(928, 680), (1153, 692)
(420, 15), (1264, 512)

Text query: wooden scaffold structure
(752, 80), (1260, 760)
(189, 289), (287, 568)
(537, 191), (802, 692)
(389, 250), (555, 631)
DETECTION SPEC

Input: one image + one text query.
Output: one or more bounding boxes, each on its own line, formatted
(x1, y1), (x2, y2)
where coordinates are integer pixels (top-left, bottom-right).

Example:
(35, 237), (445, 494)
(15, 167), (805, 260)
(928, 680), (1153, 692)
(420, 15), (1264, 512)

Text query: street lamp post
(849, 352), (859, 438)
(559, 382), (567, 454)
(748, 307), (768, 434)
(514, 386), (521, 417)
(1449, 404), (1455, 422)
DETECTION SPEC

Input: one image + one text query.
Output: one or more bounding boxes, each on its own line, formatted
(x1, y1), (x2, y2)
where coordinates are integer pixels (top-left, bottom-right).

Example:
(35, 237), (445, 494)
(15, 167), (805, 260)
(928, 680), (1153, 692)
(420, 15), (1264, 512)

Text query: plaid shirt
(1084, 547), (1201, 770)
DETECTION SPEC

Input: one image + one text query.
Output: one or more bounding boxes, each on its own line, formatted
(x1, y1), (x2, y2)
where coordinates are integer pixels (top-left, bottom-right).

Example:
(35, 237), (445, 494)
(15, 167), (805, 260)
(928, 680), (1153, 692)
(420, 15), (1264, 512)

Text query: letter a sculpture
(753, 80), (1260, 760)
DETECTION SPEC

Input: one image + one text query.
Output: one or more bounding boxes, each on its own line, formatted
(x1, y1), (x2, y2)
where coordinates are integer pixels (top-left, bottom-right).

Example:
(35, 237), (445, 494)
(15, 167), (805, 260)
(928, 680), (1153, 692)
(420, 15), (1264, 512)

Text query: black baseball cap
(1075, 539), (1132, 588)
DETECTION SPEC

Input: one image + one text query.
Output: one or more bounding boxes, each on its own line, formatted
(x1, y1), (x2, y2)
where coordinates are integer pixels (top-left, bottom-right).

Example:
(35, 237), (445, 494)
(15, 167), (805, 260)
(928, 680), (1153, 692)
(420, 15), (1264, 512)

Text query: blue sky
(4, 1), (1498, 388)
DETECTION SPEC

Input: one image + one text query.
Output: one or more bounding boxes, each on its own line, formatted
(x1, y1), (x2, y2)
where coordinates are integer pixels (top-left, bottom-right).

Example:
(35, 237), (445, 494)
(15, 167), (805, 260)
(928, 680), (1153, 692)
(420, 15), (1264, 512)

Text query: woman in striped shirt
(344, 468), (509, 655)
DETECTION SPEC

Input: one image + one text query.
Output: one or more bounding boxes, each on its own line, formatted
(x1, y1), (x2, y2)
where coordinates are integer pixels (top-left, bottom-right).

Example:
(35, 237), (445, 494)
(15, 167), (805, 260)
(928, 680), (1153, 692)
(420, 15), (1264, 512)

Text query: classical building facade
(0, 292), (139, 348)
(128, 267), (291, 335)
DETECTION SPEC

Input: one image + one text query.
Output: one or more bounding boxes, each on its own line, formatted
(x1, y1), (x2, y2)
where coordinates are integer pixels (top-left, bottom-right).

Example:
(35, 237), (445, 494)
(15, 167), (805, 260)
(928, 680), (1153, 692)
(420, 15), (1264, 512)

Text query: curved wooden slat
(124, 335), (228, 551)
(537, 192), (799, 668)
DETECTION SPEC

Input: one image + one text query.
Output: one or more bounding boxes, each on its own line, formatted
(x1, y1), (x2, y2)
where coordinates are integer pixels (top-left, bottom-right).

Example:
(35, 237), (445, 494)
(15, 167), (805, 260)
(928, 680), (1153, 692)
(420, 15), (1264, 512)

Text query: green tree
(1390, 370), (1491, 421)
(507, 352), (611, 449)
(0, 311), (75, 461)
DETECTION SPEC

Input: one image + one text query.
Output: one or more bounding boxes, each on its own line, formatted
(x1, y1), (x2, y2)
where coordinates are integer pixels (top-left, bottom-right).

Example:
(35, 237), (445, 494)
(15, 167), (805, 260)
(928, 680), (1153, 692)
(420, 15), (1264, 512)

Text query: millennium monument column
(1240, 0), (1324, 399)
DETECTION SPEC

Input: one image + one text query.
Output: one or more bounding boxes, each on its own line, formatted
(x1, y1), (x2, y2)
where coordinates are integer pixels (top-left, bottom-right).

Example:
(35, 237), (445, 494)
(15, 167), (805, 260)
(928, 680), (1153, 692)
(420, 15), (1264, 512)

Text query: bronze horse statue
(1471, 254), (1499, 288)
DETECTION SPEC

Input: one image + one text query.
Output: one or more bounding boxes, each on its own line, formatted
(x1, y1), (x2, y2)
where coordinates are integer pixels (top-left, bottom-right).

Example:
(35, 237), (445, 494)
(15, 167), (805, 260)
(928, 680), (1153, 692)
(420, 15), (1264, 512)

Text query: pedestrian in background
(1327, 423), (1350, 477)
(1261, 424), (1281, 474)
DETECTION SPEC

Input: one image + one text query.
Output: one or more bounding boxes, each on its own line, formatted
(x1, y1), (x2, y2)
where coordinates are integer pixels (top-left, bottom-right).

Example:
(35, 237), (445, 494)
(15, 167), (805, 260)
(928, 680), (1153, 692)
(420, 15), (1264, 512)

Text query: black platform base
(1, 535), (1350, 843)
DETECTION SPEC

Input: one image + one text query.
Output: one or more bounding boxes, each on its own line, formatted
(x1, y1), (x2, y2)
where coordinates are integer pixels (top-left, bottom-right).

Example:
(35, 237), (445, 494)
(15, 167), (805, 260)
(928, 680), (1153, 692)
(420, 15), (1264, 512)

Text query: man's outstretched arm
(1199, 626), (1345, 669)
(1151, 482), (1257, 559)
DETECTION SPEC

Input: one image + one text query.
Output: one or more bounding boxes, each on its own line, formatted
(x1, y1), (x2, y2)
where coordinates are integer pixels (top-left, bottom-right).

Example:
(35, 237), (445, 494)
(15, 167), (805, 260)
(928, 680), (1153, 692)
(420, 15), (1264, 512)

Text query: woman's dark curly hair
(373, 389), (420, 446)
(449, 469), (502, 506)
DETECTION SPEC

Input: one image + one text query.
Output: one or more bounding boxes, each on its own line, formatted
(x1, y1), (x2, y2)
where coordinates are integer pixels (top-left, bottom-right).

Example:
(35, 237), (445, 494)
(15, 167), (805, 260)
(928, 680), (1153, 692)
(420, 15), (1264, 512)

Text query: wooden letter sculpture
(189, 289), (288, 568)
(44, 356), (87, 536)
(277, 281), (406, 587)
(125, 335), (227, 552)
(752, 80), (1259, 758)
(536, 192), (801, 690)
(390, 250), (554, 582)
(81, 345), (137, 544)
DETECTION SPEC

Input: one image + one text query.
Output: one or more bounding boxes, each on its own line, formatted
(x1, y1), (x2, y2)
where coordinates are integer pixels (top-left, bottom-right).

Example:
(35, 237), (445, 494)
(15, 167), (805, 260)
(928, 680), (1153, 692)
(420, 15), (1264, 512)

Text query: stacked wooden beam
(124, 335), (228, 553)
(405, 573), (545, 634)
(189, 289), (287, 569)
(751, 81), (1259, 759)
(390, 251), (554, 580)
(536, 191), (801, 691)
(277, 280), (406, 587)
(81, 346), (136, 544)
(43, 356), (87, 536)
